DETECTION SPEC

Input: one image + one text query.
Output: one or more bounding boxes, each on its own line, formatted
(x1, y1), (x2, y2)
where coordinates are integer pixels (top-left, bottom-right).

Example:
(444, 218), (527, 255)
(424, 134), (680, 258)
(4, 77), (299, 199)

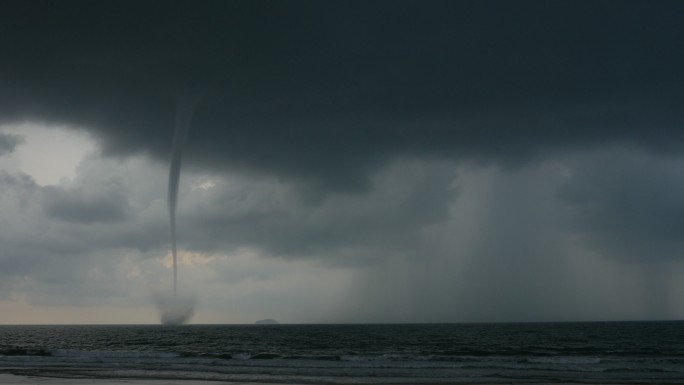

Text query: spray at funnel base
(156, 294), (196, 326)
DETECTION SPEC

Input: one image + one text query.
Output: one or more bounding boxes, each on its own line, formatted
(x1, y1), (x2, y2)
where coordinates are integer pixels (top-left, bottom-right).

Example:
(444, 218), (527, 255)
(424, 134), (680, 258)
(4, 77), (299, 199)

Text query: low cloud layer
(2, 137), (684, 323)
(0, 133), (23, 156)
(561, 147), (684, 264)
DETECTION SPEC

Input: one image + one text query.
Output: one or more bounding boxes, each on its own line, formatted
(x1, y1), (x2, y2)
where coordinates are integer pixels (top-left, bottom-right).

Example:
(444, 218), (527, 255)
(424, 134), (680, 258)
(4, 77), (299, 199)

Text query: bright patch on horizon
(161, 250), (219, 268)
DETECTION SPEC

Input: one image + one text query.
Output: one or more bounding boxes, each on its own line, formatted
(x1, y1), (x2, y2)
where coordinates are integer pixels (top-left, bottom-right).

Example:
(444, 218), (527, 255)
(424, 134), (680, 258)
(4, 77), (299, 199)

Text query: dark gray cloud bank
(1, 0), (684, 322)
(3, 0), (683, 183)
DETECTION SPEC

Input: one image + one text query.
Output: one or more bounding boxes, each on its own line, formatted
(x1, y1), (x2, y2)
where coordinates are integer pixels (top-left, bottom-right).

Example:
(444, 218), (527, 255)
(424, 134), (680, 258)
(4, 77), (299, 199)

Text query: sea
(1, 322), (684, 384)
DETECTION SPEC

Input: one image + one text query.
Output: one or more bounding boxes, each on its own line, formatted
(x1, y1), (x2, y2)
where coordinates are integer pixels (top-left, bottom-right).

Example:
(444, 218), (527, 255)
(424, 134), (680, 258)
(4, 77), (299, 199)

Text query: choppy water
(1, 322), (684, 384)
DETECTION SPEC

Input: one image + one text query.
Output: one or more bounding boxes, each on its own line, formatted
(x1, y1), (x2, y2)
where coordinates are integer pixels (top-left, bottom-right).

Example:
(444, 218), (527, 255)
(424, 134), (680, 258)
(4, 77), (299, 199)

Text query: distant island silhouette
(255, 318), (279, 325)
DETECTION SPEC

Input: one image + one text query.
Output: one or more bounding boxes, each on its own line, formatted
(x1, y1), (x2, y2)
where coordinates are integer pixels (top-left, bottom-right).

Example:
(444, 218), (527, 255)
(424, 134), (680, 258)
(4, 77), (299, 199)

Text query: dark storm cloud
(1, 0), (683, 191)
(178, 160), (457, 262)
(0, 162), (165, 306)
(0, 171), (82, 279)
(42, 182), (130, 223)
(3, 1), (684, 321)
(560, 148), (684, 263)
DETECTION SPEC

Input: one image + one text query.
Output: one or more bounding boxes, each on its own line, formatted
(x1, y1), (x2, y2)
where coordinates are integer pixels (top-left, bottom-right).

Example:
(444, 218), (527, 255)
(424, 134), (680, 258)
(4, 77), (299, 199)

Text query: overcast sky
(1, 0), (684, 324)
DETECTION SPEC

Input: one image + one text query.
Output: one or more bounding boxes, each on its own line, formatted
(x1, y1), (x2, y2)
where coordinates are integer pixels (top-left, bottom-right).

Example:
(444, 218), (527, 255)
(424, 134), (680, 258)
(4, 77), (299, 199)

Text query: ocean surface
(1, 322), (684, 384)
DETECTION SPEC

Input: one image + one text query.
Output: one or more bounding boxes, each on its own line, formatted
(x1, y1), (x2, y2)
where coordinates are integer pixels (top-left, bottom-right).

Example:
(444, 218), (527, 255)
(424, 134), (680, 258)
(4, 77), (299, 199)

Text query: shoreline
(4, 372), (671, 385)
(0, 373), (311, 385)
(0, 373), (202, 384)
